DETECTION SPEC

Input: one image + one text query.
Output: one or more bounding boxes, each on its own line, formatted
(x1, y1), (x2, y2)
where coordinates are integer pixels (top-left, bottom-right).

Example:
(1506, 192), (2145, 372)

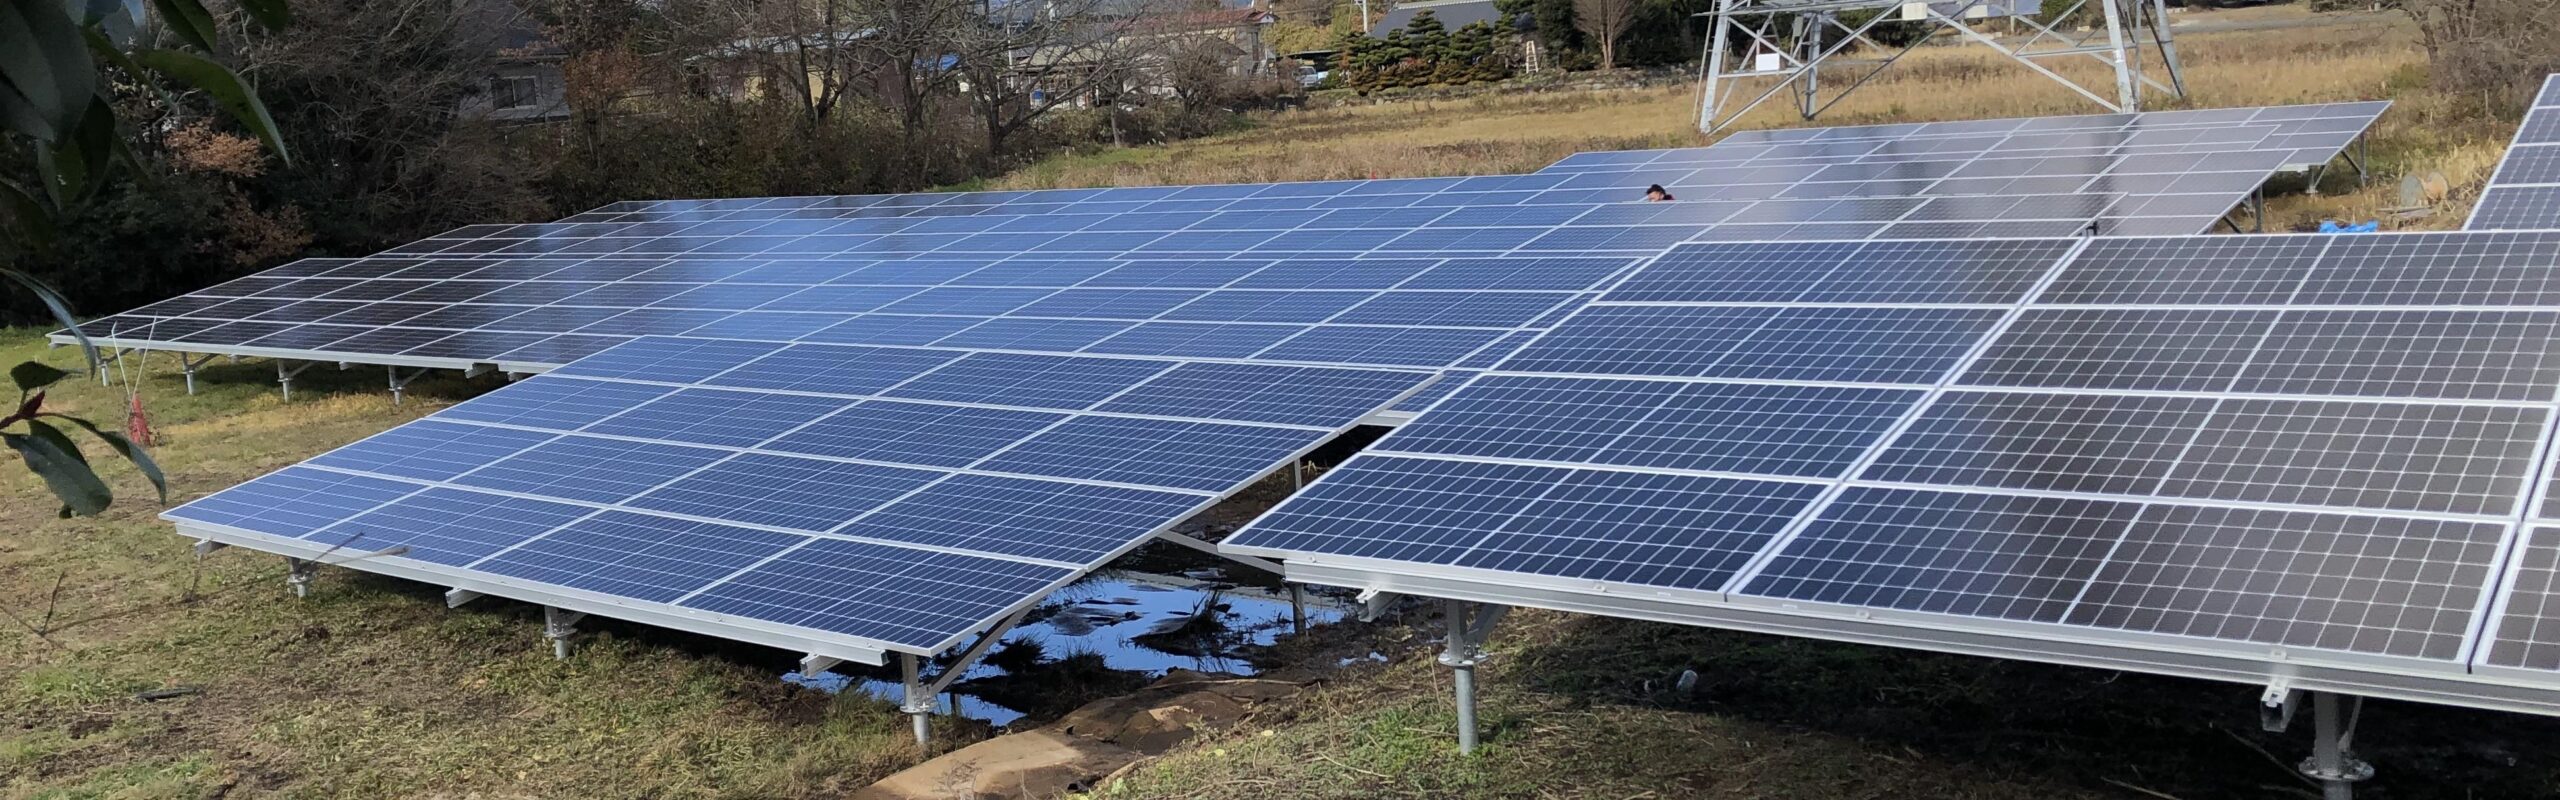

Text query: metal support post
(2254, 186), (2267, 233)
(2096, 0), (2138, 110)
(543, 607), (586, 660)
(387, 367), (424, 405)
(1289, 584), (1308, 635)
(285, 557), (315, 598)
(180, 353), (216, 395)
(1698, 0), (1735, 132)
(2301, 692), (2371, 800)
(276, 361), (315, 401)
(2147, 0), (2187, 97)
(1794, 13), (1821, 119)
(901, 653), (933, 749)
(1438, 600), (1509, 754)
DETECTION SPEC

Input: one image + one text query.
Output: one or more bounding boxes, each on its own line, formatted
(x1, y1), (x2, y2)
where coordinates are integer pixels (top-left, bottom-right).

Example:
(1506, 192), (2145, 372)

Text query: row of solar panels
(1542, 101), (2385, 173)
(1226, 229), (2560, 711)
(69, 254), (1623, 374)
(2472, 75), (2560, 232)
(169, 338), (1434, 659)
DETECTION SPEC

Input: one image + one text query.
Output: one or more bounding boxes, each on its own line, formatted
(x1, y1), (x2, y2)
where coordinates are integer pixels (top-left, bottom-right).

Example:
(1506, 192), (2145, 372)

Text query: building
(455, 0), (571, 124)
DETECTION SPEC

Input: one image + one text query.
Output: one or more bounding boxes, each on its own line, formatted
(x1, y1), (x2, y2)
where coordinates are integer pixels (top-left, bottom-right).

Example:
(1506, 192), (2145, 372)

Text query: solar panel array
(2470, 75), (2560, 231)
(1228, 230), (2560, 691)
(56, 101), (2387, 378)
(166, 336), (1433, 659)
(69, 252), (1628, 376)
(1541, 102), (2386, 238)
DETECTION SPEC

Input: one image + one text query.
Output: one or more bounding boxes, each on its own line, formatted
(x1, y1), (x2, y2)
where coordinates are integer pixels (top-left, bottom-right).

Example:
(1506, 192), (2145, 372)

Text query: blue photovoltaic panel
(454, 435), (731, 503)
(836, 475), (1207, 564)
(678, 539), (1073, 650)
(1862, 391), (2220, 496)
(1094, 362), (1428, 427)
(435, 378), (675, 431)
(170, 334), (1429, 658)
(583, 389), (851, 448)
(306, 420), (556, 481)
(476, 512), (805, 603)
(165, 467), (422, 539)
(764, 401), (1065, 467)
(1740, 488), (2144, 623)
(1230, 224), (2560, 683)
(311, 487), (593, 565)
(708, 343), (961, 396)
(627, 455), (942, 531)
(1501, 305), (2001, 383)
(1255, 326), (1504, 368)
(1378, 376), (1916, 478)
(977, 417), (1324, 492)
(2471, 79), (2560, 231)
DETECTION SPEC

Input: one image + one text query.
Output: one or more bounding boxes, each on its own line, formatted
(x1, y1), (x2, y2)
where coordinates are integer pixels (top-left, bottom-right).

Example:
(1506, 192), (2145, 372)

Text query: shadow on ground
(1511, 615), (2556, 798)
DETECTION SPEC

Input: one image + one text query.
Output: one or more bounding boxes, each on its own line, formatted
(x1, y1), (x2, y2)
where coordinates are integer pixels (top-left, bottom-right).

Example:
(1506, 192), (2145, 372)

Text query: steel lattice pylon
(1695, 0), (2189, 133)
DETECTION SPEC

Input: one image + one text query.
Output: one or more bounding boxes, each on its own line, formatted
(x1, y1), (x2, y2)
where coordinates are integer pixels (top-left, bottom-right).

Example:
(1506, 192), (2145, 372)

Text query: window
(491, 76), (540, 111)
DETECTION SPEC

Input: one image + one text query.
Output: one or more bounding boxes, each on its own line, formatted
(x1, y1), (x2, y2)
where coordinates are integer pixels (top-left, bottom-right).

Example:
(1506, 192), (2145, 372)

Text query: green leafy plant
(4, 0), (291, 514)
(3, 359), (166, 517)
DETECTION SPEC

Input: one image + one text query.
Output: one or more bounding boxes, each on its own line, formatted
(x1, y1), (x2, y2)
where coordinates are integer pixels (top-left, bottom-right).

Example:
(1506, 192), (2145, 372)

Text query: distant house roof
(1368, 0), (1507, 37)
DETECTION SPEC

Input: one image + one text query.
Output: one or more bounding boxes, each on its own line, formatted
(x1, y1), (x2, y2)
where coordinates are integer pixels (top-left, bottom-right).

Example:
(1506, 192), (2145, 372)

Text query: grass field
(6, 6), (2557, 799)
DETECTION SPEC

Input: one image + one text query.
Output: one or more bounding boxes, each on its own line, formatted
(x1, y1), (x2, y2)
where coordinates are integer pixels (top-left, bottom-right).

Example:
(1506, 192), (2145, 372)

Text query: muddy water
(783, 571), (1343, 727)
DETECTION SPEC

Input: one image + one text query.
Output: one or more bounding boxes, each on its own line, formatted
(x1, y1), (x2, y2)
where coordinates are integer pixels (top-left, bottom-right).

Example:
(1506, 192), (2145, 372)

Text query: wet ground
(785, 566), (1346, 727)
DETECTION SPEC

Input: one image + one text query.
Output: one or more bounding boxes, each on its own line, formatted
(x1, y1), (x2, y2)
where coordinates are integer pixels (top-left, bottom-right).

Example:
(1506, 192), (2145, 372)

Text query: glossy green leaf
(10, 361), (66, 391)
(6, 424), (111, 517)
(0, 266), (95, 369)
(0, 177), (51, 246)
(130, 48), (289, 165)
(233, 0), (285, 30)
(145, 0), (212, 52)
(43, 412), (165, 504)
(0, 0), (96, 142)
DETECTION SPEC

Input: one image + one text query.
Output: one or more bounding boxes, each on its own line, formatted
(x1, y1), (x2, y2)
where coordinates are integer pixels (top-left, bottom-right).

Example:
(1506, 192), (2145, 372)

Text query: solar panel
(59, 101), (2385, 374)
(1227, 230), (2560, 713)
(2472, 75), (2560, 230)
(168, 336), (1432, 661)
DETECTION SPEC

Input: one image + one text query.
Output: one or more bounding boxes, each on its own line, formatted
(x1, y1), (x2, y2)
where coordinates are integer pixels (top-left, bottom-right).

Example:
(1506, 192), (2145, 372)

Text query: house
(456, 0), (572, 123)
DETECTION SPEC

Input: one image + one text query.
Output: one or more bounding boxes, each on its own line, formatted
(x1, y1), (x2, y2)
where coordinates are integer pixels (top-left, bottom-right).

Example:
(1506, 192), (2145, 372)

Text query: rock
(857, 670), (1308, 800)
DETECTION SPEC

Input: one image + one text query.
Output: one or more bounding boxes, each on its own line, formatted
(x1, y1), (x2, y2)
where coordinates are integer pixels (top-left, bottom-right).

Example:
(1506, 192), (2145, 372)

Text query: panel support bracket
(180, 353), (218, 395)
(1150, 528), (1281, 575)
(2260, 678), (2302, 732)
(276, 360), (316, 401)
(1439, 600), (1509, 754)
(388, 367), (426, 406)
(543, 607), (586, 660)
(899, 606), (1034, 752)
(193, 539), (227, 558)
(1356, 587), (1395, 622)
(284, 557), (317, 597)
(445, 588), (484, 608)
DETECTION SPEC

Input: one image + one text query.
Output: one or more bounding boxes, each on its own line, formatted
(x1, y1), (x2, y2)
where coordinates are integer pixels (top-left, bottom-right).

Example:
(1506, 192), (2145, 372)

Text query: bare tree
(955, 0), (1170, 169)
(1572, 0), (1635, 70)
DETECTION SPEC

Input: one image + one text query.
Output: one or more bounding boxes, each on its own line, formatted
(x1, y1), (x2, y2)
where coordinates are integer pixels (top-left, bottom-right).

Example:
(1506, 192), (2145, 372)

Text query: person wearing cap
(1644, 184), (1675, 202)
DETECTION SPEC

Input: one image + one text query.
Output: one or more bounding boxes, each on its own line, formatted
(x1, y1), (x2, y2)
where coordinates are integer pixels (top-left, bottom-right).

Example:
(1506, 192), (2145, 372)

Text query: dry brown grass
(998, 7), (2516, 231)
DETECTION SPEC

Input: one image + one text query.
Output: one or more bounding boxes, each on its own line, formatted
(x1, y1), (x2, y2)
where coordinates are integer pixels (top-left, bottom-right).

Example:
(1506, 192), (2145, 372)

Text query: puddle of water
(784, 572), (1342, 728)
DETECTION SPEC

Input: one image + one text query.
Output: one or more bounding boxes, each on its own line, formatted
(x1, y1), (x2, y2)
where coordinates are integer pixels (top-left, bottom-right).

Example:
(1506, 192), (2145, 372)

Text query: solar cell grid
(2483, 527), (2560, 672)
(2065, 505), (2503, 660)
(1741, 488), (2142, 623)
